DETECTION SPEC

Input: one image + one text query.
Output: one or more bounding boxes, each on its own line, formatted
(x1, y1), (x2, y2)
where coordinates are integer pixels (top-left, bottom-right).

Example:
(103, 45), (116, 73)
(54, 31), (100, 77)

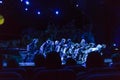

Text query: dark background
(0, 0), (120, 46)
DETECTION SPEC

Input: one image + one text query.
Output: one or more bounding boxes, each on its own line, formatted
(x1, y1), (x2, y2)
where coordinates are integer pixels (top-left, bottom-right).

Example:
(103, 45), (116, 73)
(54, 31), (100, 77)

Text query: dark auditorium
(0, 0), (120, 80)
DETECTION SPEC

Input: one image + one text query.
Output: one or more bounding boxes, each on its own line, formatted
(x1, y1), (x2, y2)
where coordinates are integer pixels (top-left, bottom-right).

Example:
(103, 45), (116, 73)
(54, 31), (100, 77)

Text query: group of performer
(25, 38), (106, 63)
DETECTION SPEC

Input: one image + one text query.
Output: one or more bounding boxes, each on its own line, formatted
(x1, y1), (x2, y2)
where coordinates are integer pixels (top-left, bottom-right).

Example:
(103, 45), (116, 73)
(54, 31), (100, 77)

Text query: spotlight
(25, 8), (28, 11)
(25, 0), (30, 5)
(37, 11), (41, 15)
(20, 0), (23, 2)
(113, 43), (116, 47)
(76, 4), (79, 7)
(0, 0), (2, 4)
(55, 11), (59, 15)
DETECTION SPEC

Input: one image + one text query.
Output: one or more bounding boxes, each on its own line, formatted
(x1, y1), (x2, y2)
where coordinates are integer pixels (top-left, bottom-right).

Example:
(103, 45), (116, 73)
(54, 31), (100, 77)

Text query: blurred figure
(33, 53), (45, 67)
(80, 38), (87, 48)
(59, 38), (66, 59)
(66, 38), (73, 48)
(59, 38), (66, 46)
(39, 39), (54, 57)
(54, 40), (60, 52)
(24, 38), (39, 62)
(45, 51), (62, 69)
(86, 51), (104, 69)
(27, 38), (39, 52)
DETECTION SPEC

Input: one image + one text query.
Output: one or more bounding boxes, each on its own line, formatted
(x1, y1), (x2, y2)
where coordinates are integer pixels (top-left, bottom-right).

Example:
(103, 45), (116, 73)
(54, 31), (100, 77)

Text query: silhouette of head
(65, 58), (77, 66)
(111, 53), (120, 63)
(45, 51), (62, 69)
(34, 54), (45, 67)
(86, 51), (104, 69)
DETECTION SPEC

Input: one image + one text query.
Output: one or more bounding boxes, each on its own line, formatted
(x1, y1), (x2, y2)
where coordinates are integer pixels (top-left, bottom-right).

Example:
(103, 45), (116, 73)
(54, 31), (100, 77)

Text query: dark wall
(0, 0), (120, 44)
(78, 0), (120, 44)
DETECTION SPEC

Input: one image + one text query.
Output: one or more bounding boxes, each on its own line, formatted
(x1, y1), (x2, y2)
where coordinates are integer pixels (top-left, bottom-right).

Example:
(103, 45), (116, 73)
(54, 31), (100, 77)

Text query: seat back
(34, 69), (76, 80)
(0, 72), (24, 80)
(64, 65), (86, 73)
(85, 72), (120, 80)
(1, 68), (27, 79)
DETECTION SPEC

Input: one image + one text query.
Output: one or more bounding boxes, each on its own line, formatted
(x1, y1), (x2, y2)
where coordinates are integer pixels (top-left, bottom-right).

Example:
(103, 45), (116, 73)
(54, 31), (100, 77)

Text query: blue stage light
(0, 0), (2, 4)
(25, 0), (30, 5)
(55, 11), (59, 15)
(76, 4), (79, 7)
(25, 8), (28, 11)
(37, 11), (41, 15)
(20, 0), (23, 2)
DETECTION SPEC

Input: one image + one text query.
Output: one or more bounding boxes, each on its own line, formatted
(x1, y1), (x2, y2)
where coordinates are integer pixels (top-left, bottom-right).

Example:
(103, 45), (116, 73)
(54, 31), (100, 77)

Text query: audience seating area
(0, 51), (120, 80)
(0, 64), (119, 80)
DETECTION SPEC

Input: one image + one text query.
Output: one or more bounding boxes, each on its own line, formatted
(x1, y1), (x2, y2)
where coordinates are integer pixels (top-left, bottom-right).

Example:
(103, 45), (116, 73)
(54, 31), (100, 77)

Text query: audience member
(33, 53), (45, 67)
(86, 51), (104, 69)
(45, 51), (62, 69)
(111, 53), (120, 63)
(110, 53), (120, 68)
(65, 58), (77, 66)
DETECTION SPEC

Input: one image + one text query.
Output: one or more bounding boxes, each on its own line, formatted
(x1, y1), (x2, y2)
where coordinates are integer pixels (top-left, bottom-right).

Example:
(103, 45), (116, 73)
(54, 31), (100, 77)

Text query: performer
(27, 38), (39, 52)
(54, 40), (60, 52)
(59, 38), (66, 46)
(66, 38), (73, 48)
(73, 43), (80, 59)
(80, 38), (88, 48)
(39, 39), (54, 57)
(58, 38), (66, 55)
(24, 38), (39, 62)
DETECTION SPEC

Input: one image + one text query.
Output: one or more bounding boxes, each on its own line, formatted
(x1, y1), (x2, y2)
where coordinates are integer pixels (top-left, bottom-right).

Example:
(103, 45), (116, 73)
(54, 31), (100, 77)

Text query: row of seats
(0, 50), (120, 80)
(0, 68), (76, 80)
(0, 66), (120, 80)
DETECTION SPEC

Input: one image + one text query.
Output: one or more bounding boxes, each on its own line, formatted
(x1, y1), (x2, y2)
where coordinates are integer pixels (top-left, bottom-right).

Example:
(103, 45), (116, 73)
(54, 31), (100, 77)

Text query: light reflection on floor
(3, 62), (35, 67)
